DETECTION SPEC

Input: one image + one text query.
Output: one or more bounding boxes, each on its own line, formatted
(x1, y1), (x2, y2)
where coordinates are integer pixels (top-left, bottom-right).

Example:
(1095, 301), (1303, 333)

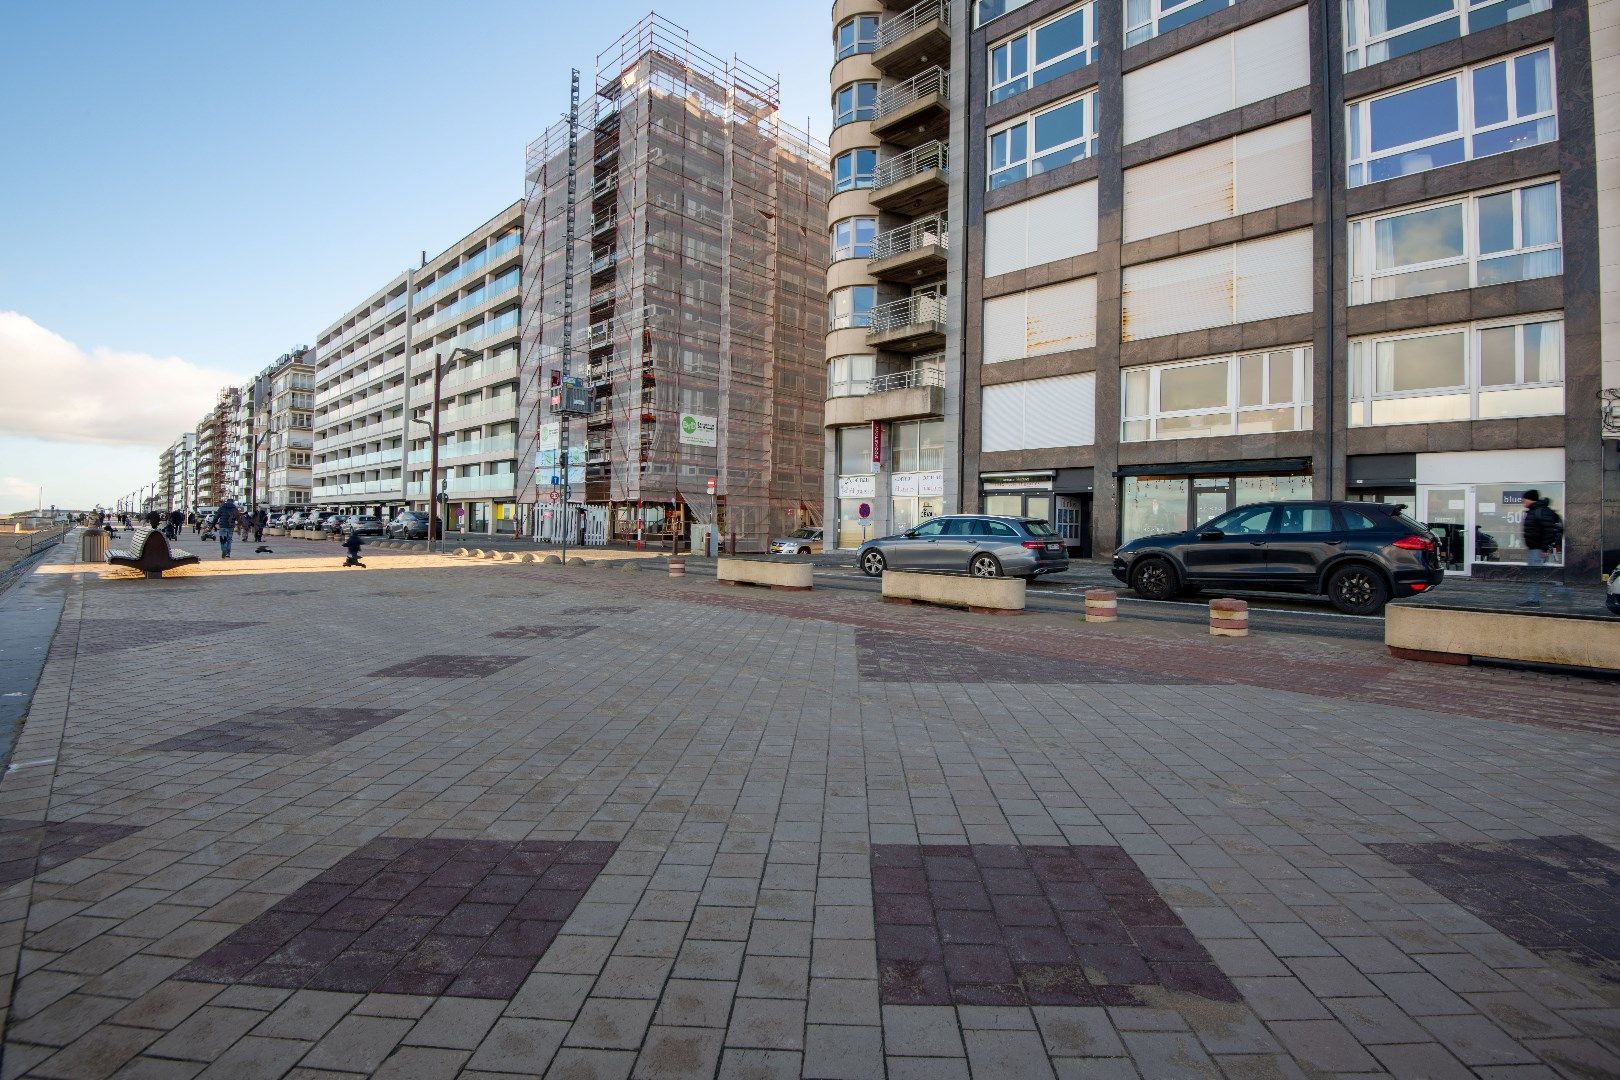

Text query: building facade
(518, 15), (830, 551)
(829, 0), (1619, 579)
(266, 350), (315, 509)
(309, 203), (523, 534)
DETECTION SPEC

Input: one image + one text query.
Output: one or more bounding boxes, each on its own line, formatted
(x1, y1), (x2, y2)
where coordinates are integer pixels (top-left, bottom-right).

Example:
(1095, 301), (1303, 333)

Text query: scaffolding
(518, 13), (830, 550)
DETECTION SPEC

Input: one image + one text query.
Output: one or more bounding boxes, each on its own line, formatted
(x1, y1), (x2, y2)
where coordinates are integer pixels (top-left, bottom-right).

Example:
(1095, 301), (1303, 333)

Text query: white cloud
(0, 476), (36, 500)
(0, 312), (237, 449)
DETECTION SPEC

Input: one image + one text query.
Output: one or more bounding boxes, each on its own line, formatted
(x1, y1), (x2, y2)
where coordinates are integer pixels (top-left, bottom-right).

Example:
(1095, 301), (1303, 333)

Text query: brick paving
(0, 544), (1614, 1078)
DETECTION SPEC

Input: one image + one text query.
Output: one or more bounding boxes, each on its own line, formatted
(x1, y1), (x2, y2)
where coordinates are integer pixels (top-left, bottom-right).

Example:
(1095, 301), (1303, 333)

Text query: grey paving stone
(633, 1026), (724, 1080)
(803, 1023), (883, 1079)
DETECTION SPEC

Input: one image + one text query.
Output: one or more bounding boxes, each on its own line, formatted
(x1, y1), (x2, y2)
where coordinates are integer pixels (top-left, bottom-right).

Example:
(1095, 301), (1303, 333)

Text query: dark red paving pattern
(1374, 834), (1620, 984)
(181, 836), (616, 998)
(146, 708), (406, 755)
(0, 818), (142, 889)
(369, 654), (526, 678)
(488, 624), (599, 640)
(856, 627), (1189, 685)
(872, 843), (1240, 1007)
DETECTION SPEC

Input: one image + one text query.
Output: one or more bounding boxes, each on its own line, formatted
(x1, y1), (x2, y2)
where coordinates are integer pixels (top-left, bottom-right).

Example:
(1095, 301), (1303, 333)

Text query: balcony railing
(874, 140), (949, 189)
(870, 290), (947, 335)
(878, 0), (950, 49)
(407, 434), (518, 465)
(869, 363), (945, 394)
(875, 67), (950, 121)
(871, 214), (949, 262)
(412, 232), (521, 307)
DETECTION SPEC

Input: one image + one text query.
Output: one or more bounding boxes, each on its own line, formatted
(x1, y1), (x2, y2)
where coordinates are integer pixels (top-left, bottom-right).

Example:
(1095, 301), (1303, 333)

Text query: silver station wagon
(857, 515), (1070, 579)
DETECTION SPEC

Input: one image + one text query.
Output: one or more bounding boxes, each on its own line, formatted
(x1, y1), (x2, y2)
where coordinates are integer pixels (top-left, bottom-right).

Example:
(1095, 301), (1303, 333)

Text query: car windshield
(791, 528), (817, 538)
(1021, 519), (1058, 537)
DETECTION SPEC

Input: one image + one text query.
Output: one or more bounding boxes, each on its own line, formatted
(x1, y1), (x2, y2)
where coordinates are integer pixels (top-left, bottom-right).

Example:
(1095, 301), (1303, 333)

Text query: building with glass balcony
(267, 348), (315, 509)
(828, 0), (1619, 580)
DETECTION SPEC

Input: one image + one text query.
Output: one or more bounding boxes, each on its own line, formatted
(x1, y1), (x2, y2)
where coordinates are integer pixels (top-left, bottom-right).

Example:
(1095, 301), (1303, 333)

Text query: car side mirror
(903, 531), (918, 539)
(1198, 529), (1224, 541)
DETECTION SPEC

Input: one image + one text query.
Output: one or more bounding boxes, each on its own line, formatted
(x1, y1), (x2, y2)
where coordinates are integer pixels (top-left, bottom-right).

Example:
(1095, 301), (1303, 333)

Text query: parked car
(341, 516), (385, 538)
(770, 527), (823, 555)
(1111, 500), (1442, 616)
(267, 514), (286, 529)
(857, 515), (1070, 579)
(386, 511), (431, 540)
(291, 512), (316, 530)
(321, 514), (348, 535)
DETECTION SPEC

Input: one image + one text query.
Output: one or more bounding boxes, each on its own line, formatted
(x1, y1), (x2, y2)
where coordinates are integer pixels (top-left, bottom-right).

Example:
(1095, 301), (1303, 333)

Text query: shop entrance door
(1192, 479), (1232, 529)
(1422, 486), (1470, 574)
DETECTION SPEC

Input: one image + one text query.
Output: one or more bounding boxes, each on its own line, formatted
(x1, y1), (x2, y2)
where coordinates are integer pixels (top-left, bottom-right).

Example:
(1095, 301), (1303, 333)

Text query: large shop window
(983, 277), (1098, 363)
(1120, 473), (1314, 542)
(988, 92), (1099, 189)
(1343, 0), (1550, 72)
(1122, 8), (1310, 144)
(981, 373), (1096, 452)
(1348, 316), (1563, 426)
(828, 286), (876, 331)
(984, 182), (1098, 277)
(1121, 347), (1314, 442)
(989, 3), (1097, 105)
(1349, 180), (1562, 303)
(1122, 117), (1312, 244)
(836, 15), (880, 60)
(1121, 230), (1313, 340)
(1347, 46), (1556, 187)
(1125, 0), (1237, 46)
(834, 148), (878, 193)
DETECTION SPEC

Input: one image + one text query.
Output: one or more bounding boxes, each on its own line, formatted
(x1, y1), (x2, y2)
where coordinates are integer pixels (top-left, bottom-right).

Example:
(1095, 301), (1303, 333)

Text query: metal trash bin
(80, 527), (108, 563)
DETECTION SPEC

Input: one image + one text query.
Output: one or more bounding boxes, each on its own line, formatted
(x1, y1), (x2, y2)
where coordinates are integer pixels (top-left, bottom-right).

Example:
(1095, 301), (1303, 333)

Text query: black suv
(1112, 501), (1443, 615)
(386, 511), (431, 540)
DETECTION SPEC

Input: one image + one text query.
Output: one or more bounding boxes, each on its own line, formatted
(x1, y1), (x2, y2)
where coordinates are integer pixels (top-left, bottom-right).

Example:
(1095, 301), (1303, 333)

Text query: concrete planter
(716, 557), (812, 591)
(881, 570), (1025, 615)
(1387, 604), (1620, 671)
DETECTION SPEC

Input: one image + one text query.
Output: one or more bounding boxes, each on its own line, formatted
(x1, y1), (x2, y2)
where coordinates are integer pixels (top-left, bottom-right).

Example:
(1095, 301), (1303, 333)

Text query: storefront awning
(1115, 458), (1308, 479)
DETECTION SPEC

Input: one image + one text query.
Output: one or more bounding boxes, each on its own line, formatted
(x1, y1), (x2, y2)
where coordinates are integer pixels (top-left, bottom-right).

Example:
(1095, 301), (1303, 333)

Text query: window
(988, 92), (1098, 189)
(1348, 180), (1561, 303)
(889, 419), (945, 473)
(1348, 316), (1563, 426)
(976, 0), (1038, 27)
(988, 3), (1097, 105)
(834, 82), (878, 127)
(831, 217), (877, 262)
(828, 286), (877, 331)
(828, 354), (876, 398)
(834, 148), (877, 193)
(835, 15), (879, 59)
(1343, 0), (1551, 71)
(1126, 0), (1236, 46)
(1121, 347), (1314, 442)
(1207, 505), (1276, 535)
(1347, 47), (1556, 186)
(1275, 505), (1335, 533)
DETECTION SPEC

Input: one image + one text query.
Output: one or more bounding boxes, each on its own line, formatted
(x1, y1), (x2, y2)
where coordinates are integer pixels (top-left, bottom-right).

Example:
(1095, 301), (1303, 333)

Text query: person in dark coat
(1520, 489), (1569, 605)
(167, 509), (183, 539)
(216, 498), (239, 559)
(342, 527), (366, 568)
(146, 510), (162, 531)
(253, 507), (267, 543)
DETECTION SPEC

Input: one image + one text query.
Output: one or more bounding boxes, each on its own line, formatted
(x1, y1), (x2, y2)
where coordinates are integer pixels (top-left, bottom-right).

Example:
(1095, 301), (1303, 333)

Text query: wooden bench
(107, 527), (200, 578)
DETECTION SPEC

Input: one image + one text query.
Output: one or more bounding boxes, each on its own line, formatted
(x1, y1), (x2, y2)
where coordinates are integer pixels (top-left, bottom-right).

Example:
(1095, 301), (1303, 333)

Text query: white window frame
(988, 91), (1099, 190)
(827, 354), (876, 398)
(1125, 0), (1237, 47)
(828, 285), (876, 331)
(988, 3), (1097, 106)
(1347, 315), (1564, 426)
(830, 217), (877, 263)
(833, 148), (877, 193)
(975, 0), (1039, 28)
(1342, 0), (1551, 72)
(834, 81), (878, 128)
(1348, 178), (1562, 304)
(1120, 347), (1313, 442)
(1346, 46), (1557, 187)
(835, 15), (879, 60)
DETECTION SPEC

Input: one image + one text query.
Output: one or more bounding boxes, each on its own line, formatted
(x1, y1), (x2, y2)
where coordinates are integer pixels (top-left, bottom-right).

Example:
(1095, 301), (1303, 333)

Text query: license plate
(1046, 543), (1062, 552)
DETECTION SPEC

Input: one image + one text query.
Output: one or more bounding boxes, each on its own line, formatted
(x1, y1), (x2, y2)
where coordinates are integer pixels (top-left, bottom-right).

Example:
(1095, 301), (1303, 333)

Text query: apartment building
(829, 0), (1619, 579)
(826, 0), (955, 550)
(158, 432), (195, 514)
(310, 203), (523, 533)
(266, 349), (315, 508)
(193, 408), (220, 508)
(519, 15), (829, 550)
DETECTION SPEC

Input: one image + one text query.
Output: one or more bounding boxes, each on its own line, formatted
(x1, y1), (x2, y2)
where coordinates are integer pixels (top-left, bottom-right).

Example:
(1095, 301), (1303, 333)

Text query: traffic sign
(858, 503), (871, 519)
(706, 477), (716, 495)
(548, 490), (561, 503)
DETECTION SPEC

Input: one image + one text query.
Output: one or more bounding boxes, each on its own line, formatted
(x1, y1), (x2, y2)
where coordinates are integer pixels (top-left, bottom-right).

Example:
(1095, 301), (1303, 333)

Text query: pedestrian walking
(253, 507), (267, 543)
(1520, 489), (1570, 606)
(167, 509), (183, 540)
(216, 497), (239, 559)
(341, 528), (366, 568)
(146, 510), (161, 531)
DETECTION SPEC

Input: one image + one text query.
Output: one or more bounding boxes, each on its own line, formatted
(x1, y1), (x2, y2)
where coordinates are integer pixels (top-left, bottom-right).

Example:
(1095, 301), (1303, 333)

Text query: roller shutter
(981, 373), (1097, 452)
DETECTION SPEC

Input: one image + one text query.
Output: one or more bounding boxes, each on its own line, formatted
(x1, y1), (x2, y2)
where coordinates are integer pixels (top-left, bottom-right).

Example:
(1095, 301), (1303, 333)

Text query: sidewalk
(0, 546), (1614, 1078)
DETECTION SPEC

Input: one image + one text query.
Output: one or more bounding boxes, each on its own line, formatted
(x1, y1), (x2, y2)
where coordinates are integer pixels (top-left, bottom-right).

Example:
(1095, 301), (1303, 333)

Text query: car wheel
(1130, 557), (1179, 601)
(969, 553), (1002, 578)
(1327, 564), (1389, 615)
(1608, 593), (1620, 617)
(859, 549), (886, 577)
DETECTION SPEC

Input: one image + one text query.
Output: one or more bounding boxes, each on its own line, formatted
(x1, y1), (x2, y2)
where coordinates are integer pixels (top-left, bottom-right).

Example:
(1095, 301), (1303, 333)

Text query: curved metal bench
(108, 527), (200, 578)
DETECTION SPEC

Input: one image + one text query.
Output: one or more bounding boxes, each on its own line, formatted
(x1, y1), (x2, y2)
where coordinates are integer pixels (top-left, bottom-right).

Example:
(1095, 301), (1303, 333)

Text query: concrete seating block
(716, 557), (813, 591)
(881, 569), (1024, 614)
(1387, 604), (1620, 671)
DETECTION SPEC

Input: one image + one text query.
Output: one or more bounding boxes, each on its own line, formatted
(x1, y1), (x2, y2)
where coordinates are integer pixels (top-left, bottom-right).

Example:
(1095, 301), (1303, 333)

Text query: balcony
(871, 141), (949, 215)
(867, 290), (947, 352)
(874, 0), (951, 79)
(406, 434), (518, 465)
(407, 474), (518, 499)
(825, 361), (946, 427)
(869, 214), (949, 282)
(870, 67), (950, 149)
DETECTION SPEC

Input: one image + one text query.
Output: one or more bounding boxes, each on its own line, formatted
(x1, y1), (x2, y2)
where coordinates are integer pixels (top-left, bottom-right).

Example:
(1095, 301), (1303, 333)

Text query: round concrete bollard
(542, 554), (562, 565)
(1209, 597), (1249, 637)
(519, 552), (536, 563)
(621, 561), (641, 572)
(668, 556), (686, 577)
(454, 547), (469, 557)
(1084, 588), (1118, 623)
(566, 557), (585, 566)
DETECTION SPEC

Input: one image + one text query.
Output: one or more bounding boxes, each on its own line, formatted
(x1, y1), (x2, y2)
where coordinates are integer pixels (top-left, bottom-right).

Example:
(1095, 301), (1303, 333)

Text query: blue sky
(0, 1), (830, 512)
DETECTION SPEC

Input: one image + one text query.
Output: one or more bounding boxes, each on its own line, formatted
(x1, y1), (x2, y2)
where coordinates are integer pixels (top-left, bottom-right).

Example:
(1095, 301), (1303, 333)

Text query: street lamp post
(409, 347), (473, 552)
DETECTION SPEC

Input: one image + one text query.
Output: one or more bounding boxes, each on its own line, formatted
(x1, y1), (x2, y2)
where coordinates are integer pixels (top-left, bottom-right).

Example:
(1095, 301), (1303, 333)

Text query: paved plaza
(0, 543), (1615, 1079)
